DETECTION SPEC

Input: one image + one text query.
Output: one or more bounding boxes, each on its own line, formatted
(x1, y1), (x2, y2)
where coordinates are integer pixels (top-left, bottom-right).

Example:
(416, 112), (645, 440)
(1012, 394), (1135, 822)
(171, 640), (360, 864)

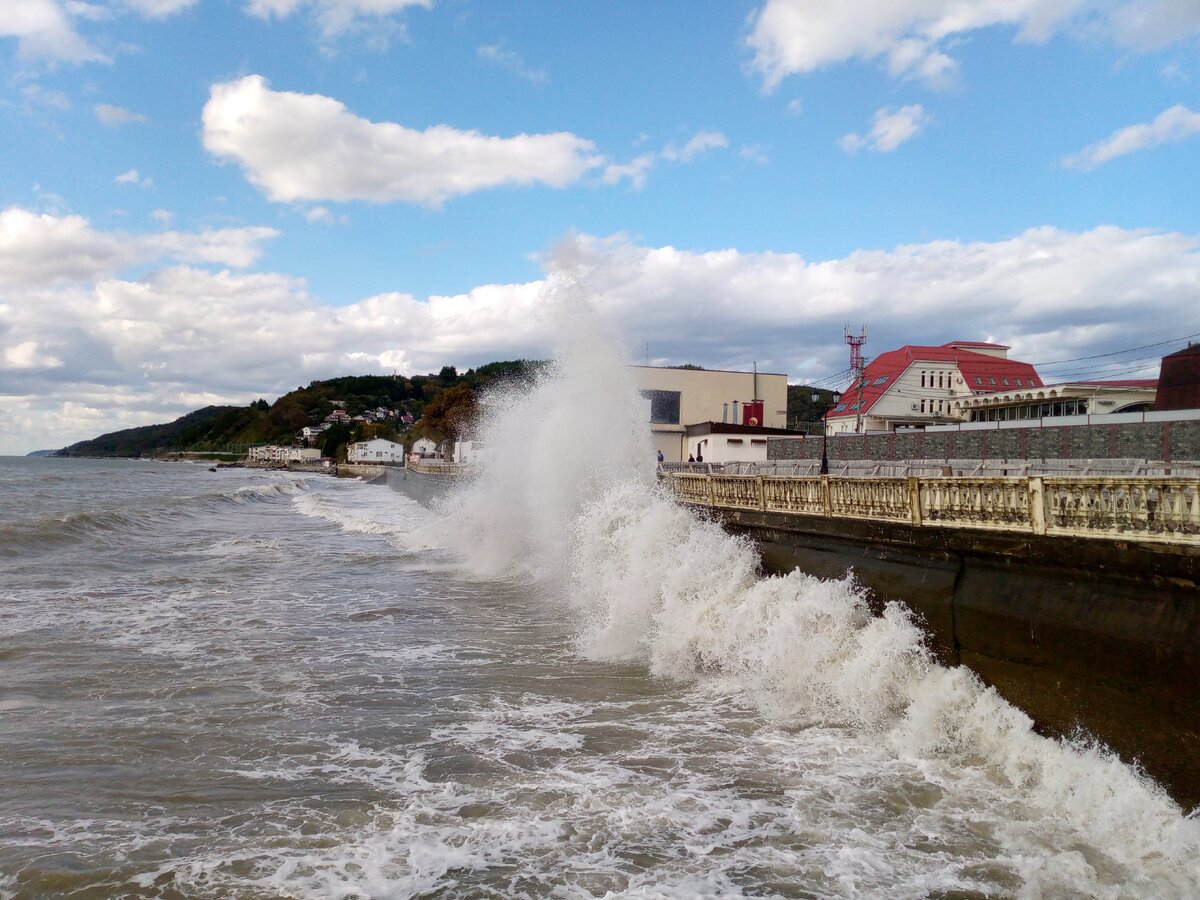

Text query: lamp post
(811, 390), (841, 475)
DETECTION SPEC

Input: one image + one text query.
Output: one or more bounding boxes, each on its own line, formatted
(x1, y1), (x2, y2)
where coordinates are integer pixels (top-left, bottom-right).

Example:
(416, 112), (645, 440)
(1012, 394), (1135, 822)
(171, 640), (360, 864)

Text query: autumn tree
(416, 383), (476, 443)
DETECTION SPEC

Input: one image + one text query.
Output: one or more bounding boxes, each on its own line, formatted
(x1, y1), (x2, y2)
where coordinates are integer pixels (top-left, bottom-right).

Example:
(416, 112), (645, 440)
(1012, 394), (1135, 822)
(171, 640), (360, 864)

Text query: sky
(2, 0), (1200, 454)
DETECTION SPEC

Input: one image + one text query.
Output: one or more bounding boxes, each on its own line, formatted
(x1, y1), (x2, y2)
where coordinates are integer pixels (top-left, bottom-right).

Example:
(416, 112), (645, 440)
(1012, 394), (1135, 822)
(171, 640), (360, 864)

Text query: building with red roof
(827, 341), (1043, 434)
(827, 340), (1159, 433)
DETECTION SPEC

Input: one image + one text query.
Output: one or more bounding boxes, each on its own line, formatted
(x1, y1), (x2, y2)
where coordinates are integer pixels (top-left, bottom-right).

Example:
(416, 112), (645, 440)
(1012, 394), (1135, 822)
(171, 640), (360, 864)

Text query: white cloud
(744, 0), (1200, 90)
(243, 0), (431, 39)
(602, 154), (656, 190)
(5, 218), (1199, 455)
(304, 206), (346, 225)
(201, 75), (605, 206)
(839, 105), (929, 153)
(22, 84), (71, 110)
(661, 131), (729, 162)
(1064, 104), (1200, 170)
(604, 131), (729, 189)
(115, 168), (153, 187)
(95, 103), (147, 125)
(123, 0), (199, 17)
(0, 0), (108, 64)
(150, 208), (174, 225)
(3, 340), (63, 370)
(0, 207), (279, 286)
(478, 43), (546, 85)
(740, 144), (769, 165)
(1105, 0), (1200, 51)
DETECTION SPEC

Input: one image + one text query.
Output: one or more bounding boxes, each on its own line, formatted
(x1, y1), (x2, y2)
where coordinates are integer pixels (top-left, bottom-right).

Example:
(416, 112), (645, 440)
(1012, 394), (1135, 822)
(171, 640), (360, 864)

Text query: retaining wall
(770, 419), (1200, 463)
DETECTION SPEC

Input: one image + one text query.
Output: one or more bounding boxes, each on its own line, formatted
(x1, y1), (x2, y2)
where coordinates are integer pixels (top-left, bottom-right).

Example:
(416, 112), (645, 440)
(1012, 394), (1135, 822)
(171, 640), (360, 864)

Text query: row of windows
(919, 370), (952, 389)
(972, 374), (1036, 389)
(833, 401), (864, 413)
(967, 400), (1089, 422)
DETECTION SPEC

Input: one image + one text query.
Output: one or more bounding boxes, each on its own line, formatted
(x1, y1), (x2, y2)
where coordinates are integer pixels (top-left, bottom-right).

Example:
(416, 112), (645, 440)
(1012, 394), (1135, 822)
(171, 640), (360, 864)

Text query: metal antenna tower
(845, 325), (867, 433)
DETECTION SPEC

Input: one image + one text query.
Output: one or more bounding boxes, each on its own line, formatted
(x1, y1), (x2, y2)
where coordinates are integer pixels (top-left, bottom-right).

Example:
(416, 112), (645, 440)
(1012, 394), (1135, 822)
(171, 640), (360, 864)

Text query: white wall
(349, 439), (405, 462)
(687, 435), (770, 463)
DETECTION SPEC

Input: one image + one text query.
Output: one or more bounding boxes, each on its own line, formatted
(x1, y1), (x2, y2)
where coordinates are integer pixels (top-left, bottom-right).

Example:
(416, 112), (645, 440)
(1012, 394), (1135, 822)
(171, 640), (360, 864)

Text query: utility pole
(845, 325), (867, 433)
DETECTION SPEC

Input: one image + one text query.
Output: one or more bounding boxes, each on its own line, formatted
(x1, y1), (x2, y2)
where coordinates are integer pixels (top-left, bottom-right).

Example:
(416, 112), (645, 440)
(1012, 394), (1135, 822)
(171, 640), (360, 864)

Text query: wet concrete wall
(715, 508), (1200, 810)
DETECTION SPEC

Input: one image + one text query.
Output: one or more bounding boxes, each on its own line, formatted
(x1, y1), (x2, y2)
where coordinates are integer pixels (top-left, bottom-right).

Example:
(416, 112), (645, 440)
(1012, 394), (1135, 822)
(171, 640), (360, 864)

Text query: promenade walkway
(663, 469), (1200, 547)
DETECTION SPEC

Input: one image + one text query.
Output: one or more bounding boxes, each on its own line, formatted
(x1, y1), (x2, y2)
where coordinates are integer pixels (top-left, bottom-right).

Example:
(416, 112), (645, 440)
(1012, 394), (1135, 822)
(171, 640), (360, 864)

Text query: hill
(56, 360), (546, 458)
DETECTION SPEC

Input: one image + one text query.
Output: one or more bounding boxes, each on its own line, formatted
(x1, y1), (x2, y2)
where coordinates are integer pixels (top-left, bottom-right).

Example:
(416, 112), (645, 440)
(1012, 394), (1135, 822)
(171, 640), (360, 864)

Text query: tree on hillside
(788, 385), (840, 429)
(319, 422), (353, 460)
(417, 383), (476, 443)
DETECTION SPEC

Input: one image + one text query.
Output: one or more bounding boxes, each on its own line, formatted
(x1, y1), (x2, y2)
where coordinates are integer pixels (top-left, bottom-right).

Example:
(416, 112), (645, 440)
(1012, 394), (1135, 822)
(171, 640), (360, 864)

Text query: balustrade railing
(664, 472), (1200, 546)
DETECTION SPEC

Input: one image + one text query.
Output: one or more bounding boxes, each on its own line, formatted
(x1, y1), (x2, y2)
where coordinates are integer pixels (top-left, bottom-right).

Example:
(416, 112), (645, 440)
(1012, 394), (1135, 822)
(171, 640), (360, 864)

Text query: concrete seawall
(713, 506), (1200, 809)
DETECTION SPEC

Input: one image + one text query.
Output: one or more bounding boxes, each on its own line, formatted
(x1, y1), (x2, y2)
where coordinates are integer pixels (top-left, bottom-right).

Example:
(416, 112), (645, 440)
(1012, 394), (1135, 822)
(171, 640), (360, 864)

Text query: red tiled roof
(828, 342), (1043, 419)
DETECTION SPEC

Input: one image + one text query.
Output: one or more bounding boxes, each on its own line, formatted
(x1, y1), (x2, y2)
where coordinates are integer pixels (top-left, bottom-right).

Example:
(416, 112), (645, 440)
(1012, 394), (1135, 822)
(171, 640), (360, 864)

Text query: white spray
(425, 285), (1200, 890)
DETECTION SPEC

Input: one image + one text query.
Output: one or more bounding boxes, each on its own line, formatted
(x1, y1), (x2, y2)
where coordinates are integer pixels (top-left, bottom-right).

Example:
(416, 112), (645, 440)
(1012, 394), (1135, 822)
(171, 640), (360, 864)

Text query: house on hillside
(348, 438), (405, 463)
(410, 437), (438, 457)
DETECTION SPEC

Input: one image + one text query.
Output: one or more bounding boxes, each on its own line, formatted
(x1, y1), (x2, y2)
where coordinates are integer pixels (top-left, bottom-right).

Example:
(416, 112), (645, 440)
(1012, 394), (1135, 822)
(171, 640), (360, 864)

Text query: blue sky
(2, 0), (1199, 453)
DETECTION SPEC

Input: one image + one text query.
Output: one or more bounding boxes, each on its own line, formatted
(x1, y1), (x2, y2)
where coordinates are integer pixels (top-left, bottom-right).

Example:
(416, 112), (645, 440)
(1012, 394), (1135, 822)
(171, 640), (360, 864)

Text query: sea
(3, 341), (1200, 899)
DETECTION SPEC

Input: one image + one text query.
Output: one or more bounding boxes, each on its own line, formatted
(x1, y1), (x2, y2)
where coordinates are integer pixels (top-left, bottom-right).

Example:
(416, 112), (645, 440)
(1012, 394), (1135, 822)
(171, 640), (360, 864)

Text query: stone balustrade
(407, 460), (472, 477)
(664, 473), (1200, 546)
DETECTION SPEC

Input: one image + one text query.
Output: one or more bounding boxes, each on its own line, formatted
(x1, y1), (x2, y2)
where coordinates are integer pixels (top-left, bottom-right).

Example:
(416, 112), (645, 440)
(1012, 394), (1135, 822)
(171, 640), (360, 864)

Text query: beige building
(632, 365), (789, 462)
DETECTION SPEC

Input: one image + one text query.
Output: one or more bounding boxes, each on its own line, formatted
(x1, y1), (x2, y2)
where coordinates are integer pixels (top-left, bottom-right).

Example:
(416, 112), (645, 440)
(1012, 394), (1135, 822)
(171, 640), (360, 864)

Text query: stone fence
(769, 416), (1200, 464)
(664, 472), (1200, 547)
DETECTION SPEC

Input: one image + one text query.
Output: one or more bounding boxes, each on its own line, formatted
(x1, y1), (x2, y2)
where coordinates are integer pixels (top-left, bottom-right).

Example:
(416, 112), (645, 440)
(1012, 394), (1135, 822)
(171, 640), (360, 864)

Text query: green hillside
(56, 360), (546, 458)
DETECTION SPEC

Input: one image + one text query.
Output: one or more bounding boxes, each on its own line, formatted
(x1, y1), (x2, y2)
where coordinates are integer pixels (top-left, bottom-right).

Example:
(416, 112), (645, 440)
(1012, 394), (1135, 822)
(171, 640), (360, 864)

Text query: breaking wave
(422, 296), (1200, 892)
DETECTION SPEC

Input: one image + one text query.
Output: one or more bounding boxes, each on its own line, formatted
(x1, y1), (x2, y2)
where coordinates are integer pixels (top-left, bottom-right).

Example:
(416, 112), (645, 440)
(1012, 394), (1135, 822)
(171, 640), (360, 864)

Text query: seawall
(711, 505), (1200, 809)
(769, 416), (1200, 464)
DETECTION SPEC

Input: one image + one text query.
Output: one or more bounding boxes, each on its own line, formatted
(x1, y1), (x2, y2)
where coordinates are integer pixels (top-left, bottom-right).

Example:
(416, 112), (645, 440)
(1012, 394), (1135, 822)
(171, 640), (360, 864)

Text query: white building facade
(348, 438), (406, 463)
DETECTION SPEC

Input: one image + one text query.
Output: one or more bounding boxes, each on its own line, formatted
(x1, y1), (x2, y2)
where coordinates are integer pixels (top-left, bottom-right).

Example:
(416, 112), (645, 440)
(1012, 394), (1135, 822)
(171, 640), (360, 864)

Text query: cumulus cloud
(603, 131), (729, 189)
(0, 0), (109, 64)
(201, 75), (605, 206)
(0, 207), (278, 286)
(95, 103), (147, 125)
(5, 218), (1199, 454)
(244, 0), (431, 39)
(1064, 104), (1200, 170)
(115, 168), (153, 187)
(661, 131), (729, 162)
(744, 0), (1200, 90)
(839, 105), (929, 153)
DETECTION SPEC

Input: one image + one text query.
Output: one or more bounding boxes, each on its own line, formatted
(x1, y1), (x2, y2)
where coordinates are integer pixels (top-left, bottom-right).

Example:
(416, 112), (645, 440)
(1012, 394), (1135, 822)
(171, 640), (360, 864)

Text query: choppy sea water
(1, 453), (1199, 899)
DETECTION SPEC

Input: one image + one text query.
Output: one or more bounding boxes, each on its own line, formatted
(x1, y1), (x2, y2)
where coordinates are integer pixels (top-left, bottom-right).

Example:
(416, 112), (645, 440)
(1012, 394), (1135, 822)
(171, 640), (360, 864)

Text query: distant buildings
(247, 445), (321, 464)
(826, 340), (1160, 434)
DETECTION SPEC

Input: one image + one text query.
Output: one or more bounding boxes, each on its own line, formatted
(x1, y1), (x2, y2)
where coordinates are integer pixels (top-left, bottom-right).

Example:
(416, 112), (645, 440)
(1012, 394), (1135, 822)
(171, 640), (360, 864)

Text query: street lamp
(811, 390), (842, 475)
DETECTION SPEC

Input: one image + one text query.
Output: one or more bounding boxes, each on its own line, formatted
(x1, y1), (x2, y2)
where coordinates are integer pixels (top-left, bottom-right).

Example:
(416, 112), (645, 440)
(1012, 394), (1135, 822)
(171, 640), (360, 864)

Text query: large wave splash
(425, 303), (1200, 884)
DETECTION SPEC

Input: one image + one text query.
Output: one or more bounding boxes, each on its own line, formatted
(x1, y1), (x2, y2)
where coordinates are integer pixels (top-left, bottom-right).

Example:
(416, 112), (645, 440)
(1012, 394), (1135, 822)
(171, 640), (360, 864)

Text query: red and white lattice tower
(844, 325), (867, 433)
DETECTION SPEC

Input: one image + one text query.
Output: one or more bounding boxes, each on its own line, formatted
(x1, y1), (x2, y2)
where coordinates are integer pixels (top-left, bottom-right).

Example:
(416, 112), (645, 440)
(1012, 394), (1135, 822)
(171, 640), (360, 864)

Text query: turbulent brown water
(3, 359), (1200, 899)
